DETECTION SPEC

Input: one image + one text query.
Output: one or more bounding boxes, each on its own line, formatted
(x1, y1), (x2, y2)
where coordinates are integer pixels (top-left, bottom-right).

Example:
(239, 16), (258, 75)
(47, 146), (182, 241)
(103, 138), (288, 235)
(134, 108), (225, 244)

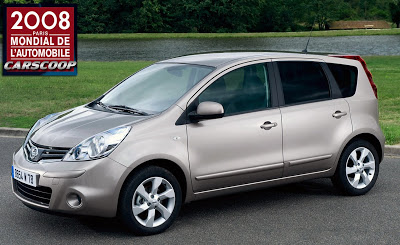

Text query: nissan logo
(30, 146), (39, 160)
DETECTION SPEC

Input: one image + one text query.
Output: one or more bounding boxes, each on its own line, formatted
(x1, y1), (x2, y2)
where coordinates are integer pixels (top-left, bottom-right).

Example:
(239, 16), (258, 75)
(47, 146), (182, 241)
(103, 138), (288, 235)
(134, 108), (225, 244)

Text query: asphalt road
(1, 136), (400, 244)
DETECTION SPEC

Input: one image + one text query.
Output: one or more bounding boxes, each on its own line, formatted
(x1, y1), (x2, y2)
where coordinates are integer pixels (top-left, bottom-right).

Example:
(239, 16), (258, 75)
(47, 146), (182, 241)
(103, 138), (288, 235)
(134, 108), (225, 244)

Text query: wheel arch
(346, 133), (383, 163)
(329, 131), (383, 182)
(118, 159), (190, 208)
(337, 132), (383, 168)
(331, 132), (382, 195)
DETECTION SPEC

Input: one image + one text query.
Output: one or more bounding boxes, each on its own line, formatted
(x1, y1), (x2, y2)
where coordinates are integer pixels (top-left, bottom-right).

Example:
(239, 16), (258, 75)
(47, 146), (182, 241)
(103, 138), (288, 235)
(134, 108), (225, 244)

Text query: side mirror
(189, 101), (224, 121)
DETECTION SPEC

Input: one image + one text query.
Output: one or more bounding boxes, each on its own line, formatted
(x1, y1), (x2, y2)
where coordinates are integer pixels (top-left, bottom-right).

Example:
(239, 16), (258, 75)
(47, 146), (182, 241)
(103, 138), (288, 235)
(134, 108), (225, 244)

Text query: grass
(0, 57), (399, 145)
(0, 61), (153, 128)
(77, 29), (400, 39)
(0, 29), (400, 41)
(364, 56), (400, 145)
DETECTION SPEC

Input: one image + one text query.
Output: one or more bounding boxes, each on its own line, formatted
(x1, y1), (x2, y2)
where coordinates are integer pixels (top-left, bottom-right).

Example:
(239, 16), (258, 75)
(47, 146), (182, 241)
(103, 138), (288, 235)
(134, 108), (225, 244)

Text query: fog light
(66, 193), (82, 208)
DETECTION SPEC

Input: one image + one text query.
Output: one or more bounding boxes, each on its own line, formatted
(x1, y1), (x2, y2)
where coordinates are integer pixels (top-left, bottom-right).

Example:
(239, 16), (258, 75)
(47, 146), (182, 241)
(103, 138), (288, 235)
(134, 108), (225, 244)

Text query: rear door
(273, 59), (352, 177)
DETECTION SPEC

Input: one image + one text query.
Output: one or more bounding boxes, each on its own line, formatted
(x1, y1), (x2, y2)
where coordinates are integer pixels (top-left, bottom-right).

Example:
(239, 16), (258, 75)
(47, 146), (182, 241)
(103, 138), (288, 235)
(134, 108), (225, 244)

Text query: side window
(327, 63), (358, 98)
(198, 63), (270, 116)
(277, 61), (331, 105)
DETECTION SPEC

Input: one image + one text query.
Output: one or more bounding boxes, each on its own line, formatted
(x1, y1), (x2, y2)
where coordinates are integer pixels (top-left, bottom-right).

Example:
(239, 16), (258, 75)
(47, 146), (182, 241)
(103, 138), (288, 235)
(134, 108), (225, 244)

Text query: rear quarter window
(327, 63), (358, 98)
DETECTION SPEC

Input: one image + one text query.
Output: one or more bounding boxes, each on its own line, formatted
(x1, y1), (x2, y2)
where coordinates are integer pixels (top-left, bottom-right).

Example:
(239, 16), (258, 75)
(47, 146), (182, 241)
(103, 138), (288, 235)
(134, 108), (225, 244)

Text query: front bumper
(11, 147), (129, 217)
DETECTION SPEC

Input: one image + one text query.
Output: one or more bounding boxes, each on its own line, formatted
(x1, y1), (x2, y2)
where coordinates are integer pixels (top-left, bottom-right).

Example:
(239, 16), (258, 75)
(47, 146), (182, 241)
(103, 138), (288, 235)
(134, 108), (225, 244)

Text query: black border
(320, 62), (342, 99)
(2, 4), (77, 76)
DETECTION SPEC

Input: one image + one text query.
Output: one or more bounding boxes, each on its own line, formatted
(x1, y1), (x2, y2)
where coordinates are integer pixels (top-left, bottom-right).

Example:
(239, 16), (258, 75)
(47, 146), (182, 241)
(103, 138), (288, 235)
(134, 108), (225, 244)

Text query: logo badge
(3, 4), (77, 76)
(30, 146), (39, 160)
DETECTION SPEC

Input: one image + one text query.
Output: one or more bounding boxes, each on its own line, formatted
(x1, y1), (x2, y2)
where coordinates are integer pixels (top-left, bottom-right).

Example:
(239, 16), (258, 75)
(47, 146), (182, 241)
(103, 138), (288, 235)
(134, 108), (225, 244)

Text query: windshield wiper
(96, 101), (115, 111)
(108, 105), (150, 116)
(96, 101), (109, 109)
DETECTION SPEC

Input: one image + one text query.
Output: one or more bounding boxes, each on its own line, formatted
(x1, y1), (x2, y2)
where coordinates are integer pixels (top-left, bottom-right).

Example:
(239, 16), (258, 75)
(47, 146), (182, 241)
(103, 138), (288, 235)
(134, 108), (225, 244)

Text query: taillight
(329, 55), (378, 98)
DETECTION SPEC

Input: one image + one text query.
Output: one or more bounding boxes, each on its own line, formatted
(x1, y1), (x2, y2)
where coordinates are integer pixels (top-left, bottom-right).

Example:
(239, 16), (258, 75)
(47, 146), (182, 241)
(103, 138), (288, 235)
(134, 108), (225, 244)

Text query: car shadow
(71, 178), (340, 235)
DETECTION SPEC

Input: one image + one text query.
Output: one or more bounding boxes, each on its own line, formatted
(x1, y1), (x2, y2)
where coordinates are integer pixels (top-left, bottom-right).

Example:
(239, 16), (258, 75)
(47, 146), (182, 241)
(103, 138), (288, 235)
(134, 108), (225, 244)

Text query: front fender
(107, 105), (194, 202)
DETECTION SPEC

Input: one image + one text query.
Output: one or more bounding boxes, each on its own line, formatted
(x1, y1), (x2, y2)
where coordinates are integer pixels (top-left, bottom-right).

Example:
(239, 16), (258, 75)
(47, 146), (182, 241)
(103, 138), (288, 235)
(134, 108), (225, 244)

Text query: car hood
(31, 106), (148, 148)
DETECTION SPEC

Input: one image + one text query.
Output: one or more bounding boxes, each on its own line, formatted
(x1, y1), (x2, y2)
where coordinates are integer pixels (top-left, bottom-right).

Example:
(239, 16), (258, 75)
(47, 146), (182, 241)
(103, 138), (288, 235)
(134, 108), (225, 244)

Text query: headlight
(63, 125), (131, 161)
(25, 110), (71, 145)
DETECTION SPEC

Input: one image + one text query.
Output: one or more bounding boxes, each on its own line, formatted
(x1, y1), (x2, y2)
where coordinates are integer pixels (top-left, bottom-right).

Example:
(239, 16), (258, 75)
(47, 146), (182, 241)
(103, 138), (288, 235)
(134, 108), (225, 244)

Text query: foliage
(0, 0), (398, 33)
(389, 1), (400, 28)
(75, 29), (400, 39)
(304, 0), (353, 30)
(3, 0), (40, 3)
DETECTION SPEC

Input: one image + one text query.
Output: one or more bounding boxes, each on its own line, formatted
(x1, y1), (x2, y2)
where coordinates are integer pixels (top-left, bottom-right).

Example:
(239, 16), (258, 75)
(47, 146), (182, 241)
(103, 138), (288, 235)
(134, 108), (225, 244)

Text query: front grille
(25, 140), (70, 162)
(14, 180), (52, 206)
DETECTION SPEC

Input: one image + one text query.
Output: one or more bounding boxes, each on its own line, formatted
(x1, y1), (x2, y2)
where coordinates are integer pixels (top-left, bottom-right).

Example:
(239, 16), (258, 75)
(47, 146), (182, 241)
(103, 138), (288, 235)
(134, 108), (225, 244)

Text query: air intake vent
(14, 180), (52, 206)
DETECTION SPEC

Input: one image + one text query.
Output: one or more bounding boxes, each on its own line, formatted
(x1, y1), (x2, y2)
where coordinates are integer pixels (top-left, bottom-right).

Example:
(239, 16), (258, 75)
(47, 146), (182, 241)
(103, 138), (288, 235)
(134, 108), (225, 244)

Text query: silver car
(12, 52), (384, 235)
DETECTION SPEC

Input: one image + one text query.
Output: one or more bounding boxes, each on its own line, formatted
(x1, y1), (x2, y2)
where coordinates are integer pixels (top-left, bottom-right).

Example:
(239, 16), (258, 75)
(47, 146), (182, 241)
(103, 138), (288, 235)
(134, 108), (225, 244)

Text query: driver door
(186, 62), (284, 192)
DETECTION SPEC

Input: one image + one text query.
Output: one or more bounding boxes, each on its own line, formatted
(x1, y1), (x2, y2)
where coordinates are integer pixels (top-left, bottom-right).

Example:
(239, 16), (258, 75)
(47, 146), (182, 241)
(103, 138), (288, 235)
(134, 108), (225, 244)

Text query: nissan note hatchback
(12, 52), (384, 235)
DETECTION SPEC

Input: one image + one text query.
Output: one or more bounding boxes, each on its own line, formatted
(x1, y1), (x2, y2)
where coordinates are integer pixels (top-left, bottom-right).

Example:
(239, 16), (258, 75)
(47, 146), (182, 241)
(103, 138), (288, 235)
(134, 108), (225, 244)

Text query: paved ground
(1, 136), (399, 244)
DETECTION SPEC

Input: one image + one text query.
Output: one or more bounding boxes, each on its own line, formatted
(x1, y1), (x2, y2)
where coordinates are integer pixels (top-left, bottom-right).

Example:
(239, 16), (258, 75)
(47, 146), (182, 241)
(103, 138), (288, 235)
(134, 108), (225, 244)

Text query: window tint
(101, 64), (214, 113)
(277, 61), (330, 105)
(328, 63), (358, 98)
(198, 63), (270, 116)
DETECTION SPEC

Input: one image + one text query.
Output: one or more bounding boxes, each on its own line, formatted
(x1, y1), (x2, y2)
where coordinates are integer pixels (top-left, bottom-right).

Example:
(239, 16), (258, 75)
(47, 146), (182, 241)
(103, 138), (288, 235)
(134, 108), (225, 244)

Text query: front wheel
(118, 166), (182, 235)
(332, 140), (379, 196)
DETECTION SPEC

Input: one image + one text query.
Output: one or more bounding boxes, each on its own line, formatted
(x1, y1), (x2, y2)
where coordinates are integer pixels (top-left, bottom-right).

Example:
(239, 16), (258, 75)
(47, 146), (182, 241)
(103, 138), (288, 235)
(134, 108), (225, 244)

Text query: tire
(118, 166), (182, 235)
(332, 140), (379, 196)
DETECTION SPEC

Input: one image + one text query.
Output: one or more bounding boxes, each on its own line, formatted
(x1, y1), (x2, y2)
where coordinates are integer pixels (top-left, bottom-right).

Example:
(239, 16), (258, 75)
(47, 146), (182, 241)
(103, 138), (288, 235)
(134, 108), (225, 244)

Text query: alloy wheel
(132, 177), (176, 228)
(345, 147), (376, 189)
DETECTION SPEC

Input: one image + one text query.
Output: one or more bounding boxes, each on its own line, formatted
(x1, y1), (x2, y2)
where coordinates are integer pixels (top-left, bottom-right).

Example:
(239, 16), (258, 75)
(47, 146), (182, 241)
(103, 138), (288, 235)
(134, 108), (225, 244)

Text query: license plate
(12, 166), (39, 187)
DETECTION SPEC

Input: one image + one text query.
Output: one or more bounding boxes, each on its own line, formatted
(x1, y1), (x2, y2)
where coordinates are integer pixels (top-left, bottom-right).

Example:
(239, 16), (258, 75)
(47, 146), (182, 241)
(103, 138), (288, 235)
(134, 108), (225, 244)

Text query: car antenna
(302, 17), (317, 54)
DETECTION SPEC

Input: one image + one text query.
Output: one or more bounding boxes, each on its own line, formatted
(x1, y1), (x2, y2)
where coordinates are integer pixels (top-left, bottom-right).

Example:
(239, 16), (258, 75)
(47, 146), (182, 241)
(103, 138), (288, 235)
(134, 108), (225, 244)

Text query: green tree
(343, 0), (392, 20)
(0, 0), (397, 34)
(3, 0), (41, 3)
(75, 0), (111, 33)
(137, 0), (164, 32)
(305, 0), (352, 30)
(1, 0), (42, 33)
(182, 0), (261, 33)
(390, 1), (400, 27)
(255, 0), (307, 32)
(161, 0), (201, 32)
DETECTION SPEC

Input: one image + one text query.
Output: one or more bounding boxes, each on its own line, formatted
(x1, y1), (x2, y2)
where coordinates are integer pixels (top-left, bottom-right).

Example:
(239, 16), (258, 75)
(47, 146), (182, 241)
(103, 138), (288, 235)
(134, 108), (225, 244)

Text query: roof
(158, 52), (328, 68)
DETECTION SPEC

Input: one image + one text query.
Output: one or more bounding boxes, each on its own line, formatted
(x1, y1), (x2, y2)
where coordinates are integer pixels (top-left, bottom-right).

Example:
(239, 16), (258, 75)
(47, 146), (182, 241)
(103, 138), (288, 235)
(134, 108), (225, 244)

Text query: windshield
(100, 63), (214, 114)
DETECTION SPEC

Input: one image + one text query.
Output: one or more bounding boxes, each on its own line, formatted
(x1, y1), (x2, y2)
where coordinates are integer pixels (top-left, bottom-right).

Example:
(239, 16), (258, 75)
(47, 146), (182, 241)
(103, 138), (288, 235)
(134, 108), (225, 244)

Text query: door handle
(332, 111), (347, 119)
(260, 121), (277, 130)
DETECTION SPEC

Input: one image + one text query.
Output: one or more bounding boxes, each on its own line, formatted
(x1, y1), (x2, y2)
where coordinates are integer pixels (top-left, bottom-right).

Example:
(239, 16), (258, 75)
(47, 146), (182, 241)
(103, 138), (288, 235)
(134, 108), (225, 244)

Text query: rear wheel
(118, 166), (182, 235)
(332, 140), (379, 196)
